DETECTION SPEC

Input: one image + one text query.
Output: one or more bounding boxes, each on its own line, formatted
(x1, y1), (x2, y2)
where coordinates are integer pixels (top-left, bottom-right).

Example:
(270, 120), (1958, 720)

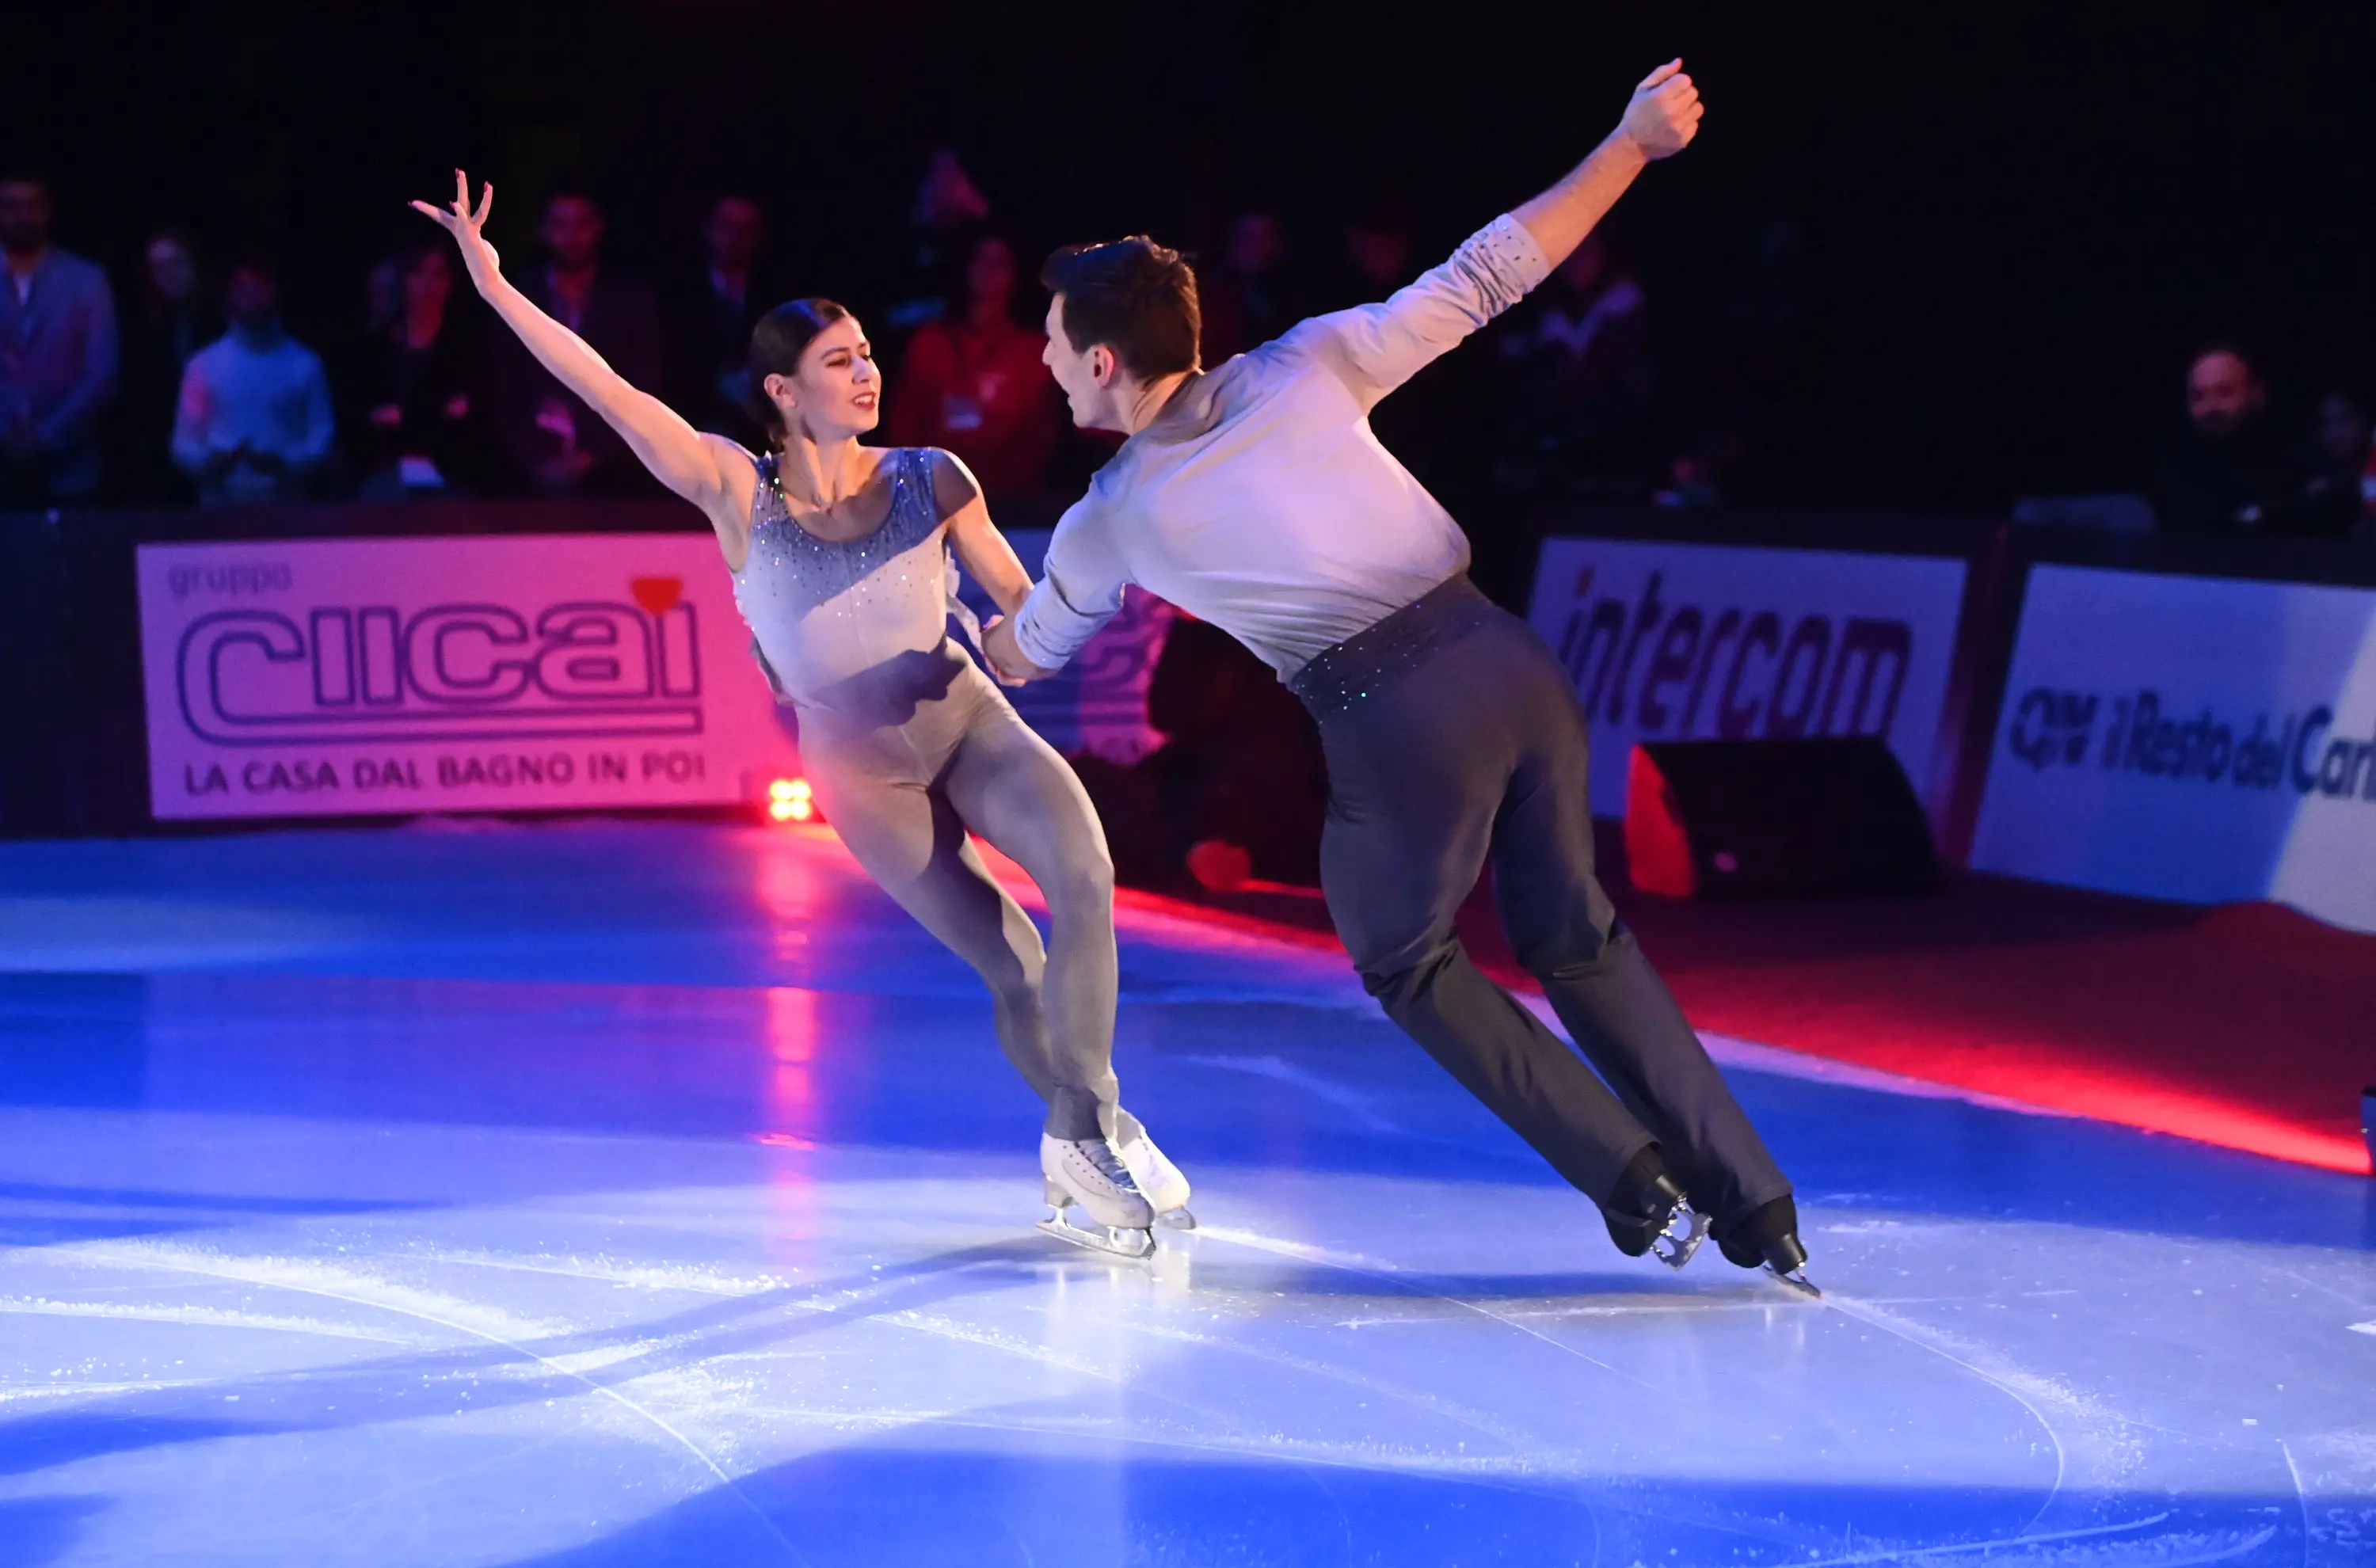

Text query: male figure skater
(984, 62), (1811, 1286)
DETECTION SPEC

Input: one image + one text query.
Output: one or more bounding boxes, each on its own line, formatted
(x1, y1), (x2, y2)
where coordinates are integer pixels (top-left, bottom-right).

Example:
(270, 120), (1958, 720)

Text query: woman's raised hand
(409, 170), (502, 289)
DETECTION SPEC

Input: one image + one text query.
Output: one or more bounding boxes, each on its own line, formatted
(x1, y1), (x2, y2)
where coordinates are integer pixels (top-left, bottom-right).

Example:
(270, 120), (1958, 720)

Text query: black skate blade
(1038, 1210), (1156, 1260)
(1765, 1265), (1822, 1299)
(1652, 1205), (1710, 1269)
(1156, 1207), (1197, 1231)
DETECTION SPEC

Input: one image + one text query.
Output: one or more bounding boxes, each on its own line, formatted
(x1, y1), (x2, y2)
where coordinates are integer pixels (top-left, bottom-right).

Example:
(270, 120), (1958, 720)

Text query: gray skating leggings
(1289, 577), (1792, 1230)
(794, 643), (1126, 1143)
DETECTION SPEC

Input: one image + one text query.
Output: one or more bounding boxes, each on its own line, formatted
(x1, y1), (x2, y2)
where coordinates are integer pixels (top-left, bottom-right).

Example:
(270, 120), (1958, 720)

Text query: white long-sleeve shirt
(171, 329), (336, 504)
(1013, 214), (1551, 677)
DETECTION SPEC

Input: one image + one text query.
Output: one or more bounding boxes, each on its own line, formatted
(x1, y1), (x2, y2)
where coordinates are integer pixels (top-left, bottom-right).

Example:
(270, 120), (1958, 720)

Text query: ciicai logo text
(177, 577), (706, 746)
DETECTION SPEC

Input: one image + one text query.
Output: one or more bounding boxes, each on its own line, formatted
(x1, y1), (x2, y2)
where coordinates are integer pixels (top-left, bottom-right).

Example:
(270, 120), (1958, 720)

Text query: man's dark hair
(1040, 237), (1200, 381)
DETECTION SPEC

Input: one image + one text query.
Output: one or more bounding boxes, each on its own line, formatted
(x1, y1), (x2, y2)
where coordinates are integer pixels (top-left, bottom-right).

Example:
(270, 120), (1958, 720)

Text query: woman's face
(767, 314), (881, 440)
(404, 249), (453, 318)
(967, 238), (1016, 315)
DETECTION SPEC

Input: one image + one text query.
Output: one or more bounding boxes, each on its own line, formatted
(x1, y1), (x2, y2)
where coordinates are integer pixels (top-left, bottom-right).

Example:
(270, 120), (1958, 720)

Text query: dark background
(10, 0), (2374, 512)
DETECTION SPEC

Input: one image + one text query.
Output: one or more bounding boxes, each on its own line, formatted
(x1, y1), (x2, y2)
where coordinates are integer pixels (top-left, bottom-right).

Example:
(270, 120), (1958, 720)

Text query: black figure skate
(1715, 1193), (1819, 1296)
(1601, 1146), (1709, 1269)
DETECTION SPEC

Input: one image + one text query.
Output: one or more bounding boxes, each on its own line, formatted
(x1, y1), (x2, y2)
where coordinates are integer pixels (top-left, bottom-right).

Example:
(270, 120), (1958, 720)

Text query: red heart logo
(630, 576), (683, 615)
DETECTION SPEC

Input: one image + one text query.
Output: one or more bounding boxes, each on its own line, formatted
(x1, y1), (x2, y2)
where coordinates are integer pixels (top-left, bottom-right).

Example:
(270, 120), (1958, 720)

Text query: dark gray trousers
(1291, 577), (1791, 1226)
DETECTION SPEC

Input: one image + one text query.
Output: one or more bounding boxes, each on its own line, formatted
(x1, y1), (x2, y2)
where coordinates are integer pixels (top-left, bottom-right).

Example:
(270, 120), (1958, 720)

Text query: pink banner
(137, 535), (800, 820)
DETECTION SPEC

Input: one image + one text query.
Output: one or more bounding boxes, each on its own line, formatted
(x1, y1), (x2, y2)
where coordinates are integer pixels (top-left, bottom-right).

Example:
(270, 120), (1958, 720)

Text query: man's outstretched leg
(1297, 580), (1684, 1227)
(1481, 621), (1807, 1282)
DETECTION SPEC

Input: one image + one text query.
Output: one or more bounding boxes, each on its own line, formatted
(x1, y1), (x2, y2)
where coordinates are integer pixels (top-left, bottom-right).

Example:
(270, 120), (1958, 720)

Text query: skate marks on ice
(6, 1124), (2369, 1566)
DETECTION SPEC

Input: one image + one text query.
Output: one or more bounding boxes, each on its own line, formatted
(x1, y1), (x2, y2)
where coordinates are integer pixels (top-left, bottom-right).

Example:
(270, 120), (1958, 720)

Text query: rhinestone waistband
(1285, 574), (1495, 718)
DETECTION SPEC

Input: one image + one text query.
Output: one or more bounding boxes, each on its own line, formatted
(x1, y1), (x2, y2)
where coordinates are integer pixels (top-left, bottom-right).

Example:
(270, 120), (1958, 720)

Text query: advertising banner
(138, 535), (799, 820)
(1525, 537), (1969, 815)
(1970, 565), (2376, 932)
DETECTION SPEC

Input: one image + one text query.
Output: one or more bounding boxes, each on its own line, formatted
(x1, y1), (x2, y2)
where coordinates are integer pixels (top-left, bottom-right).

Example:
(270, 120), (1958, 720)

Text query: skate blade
(1156, 1207), (1197, 1231)
(1765, 1265), (1822, 1299)
(1038, 1211), (1156, 1260)
(1651, 1205), (1710, 1269)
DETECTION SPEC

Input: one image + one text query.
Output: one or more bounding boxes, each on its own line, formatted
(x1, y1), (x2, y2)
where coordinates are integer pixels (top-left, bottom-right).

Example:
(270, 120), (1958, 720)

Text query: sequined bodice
(730, 447), (959, 710)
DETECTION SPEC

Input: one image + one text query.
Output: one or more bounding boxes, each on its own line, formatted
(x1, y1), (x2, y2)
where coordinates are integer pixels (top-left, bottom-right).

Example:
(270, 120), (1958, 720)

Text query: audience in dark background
(346, 240), (486, 500)
(1198, 211), (1301, 366)
(0, 145), (2369, 543)
(489, 189), (664, 497)
(0, 173), (118, 508)
(117, 226), (217, 502)
(170, 256), (334, 505)
(1491, 231), (1658, 504)
(668, 195), (772, 447)
(885, 230), (1062, 500)
(2149, 344), (2357, 537)
(2315, 377), (2375, 535)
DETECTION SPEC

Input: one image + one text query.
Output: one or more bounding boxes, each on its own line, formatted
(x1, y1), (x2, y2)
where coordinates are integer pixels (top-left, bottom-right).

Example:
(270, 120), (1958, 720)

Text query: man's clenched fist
(1620, 59), (1704, 160)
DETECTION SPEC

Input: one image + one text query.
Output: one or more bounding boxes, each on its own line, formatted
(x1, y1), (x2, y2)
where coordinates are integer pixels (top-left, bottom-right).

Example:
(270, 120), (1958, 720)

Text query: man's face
(542, 196), (605, 272)
(1041, 295), (1112, 431)
(2188, 351), (2262, 439)
(0, 181), (53, 255)
(705, 199), (761, 273)
(225, 267), (279, 332)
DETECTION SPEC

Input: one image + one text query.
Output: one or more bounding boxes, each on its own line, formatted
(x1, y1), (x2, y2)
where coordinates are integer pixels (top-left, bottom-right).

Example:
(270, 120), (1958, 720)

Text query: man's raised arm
(1296, 59), (1703, 407)
(1512, 59), (1702, 267)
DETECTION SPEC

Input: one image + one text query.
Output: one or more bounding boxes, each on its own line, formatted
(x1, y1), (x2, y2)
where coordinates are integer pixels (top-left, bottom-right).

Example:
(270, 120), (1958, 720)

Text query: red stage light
(767, 777), (815, 824)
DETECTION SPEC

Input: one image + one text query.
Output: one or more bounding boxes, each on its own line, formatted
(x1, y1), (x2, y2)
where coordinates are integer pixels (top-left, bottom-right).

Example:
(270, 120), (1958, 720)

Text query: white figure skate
(1118, 1126), (1195, 1231)
(1038, 1135), (1156, 1259)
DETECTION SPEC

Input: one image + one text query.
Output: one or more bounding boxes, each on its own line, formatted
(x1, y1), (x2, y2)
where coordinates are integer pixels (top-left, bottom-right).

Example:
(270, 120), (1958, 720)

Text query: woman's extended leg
(938, 685), (1123, 1145)
(798, 722), (1082, 1132)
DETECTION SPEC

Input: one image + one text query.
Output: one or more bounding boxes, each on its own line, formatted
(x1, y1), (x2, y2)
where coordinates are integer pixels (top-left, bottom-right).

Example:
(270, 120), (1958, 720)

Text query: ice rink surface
(2, 820), (2372, 1566)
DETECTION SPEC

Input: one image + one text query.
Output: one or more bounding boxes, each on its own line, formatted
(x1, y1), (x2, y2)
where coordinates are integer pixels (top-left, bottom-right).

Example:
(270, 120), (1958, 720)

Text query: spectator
(886, 230), (1061, 498)
(883, 148), (993, 339)
(170, 256), (334, 505)
(488, 188), (664, 495)
(1316, 204), (1488, 508)
(0, 172), (118, 507)
(668, 195), (772, 444)
(2150, 345), (2353, 536)
(2314, 377), (2375, 535)
(118, 225), (220, 501)
(1198, 211), (1300, 364)
(346, 239), (487, 500)
(1492, 230), (1658, 501)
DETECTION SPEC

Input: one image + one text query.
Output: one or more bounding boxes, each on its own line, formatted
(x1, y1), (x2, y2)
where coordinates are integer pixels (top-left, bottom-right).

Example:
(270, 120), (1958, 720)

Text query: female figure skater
(414, 173), (1187, 1258)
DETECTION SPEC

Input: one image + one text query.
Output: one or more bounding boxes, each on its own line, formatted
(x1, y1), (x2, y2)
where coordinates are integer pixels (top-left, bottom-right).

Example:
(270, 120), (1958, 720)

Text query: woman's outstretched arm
(413, 171), (756, 553)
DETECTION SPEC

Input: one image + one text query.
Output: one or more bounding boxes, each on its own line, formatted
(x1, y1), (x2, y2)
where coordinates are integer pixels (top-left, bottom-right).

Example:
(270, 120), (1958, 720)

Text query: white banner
(1970, 565), (2376, 932)
(1525, 538), (1969, 814)
(138, 535), (799, 820)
